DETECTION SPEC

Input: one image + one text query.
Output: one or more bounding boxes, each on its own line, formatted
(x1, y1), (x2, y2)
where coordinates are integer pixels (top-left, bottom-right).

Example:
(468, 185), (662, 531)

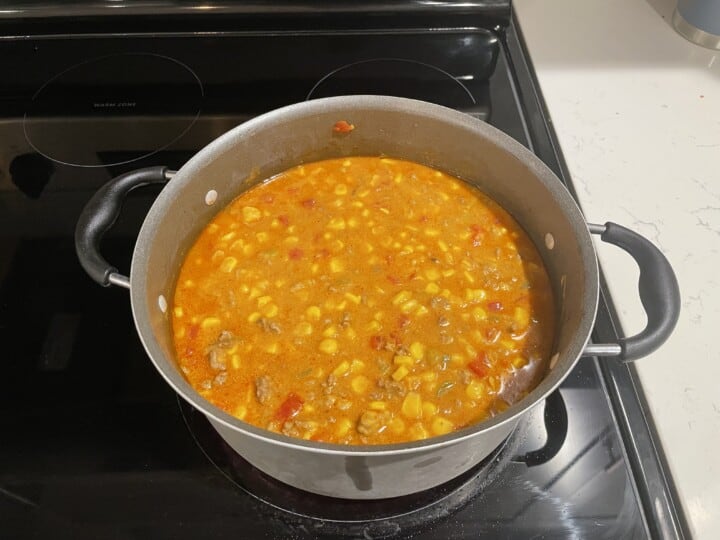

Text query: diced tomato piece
(386, 275), (401, 285)
(369, 335), (386, 351)
(289, 248), (304, 260)
(278, 214), (290, 226)
(333, 120), (355, 133)
(488, 301), (503, 312)
(301, 198), (316, 209)
(468, 354), (488, 377)
(276, 393), (304, 422)
(261, 194), (274, 204)
(397, 315), (411, 329)
(188, 324), (199, 339)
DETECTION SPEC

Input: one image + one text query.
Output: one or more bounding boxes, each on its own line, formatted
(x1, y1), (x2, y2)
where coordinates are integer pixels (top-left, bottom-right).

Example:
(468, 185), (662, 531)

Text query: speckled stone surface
(515, 0), (720, 537)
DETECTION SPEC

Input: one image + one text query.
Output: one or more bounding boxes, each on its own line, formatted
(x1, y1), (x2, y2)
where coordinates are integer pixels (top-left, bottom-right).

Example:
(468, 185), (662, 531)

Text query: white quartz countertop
(514, 0), (720, 537)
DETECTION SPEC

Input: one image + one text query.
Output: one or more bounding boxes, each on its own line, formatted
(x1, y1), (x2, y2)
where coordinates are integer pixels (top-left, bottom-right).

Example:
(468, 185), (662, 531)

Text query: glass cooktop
(0, 11), (686, 540)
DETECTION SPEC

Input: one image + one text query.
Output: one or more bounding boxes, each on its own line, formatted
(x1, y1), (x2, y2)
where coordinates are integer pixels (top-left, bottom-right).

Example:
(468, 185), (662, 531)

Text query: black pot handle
(513, 389), (568, 467)
(74, 166), (173, 289)
(583, 222), (680, 362)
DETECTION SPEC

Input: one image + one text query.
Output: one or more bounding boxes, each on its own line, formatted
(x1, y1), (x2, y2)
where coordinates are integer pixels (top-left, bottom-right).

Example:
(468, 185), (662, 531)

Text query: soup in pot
(172, 157), (555, 445)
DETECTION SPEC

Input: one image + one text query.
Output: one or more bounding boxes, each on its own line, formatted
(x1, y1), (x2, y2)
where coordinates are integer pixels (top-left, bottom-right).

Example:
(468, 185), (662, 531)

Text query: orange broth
(172, 157), (555, 444)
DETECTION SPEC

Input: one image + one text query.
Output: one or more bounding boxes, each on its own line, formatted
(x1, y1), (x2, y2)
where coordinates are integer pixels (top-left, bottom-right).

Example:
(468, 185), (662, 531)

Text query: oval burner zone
(23, 53), (203, 168)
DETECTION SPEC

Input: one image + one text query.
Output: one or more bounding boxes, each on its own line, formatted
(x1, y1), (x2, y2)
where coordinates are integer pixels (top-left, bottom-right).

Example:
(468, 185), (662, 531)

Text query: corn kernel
(265, 342), (279, 354)
(306, 306), (321, 320)
(336, 418), (353, 437)
(514, 307), (530, 328)
(366, 320), (382, 332)
(442, 269), (455, 277)
(432, 417), (454, 436)
(401, 392), (423, 419)
(416, 306), (429, 316)
(234, 405), (247, 420)
(173, 307), (184, 318)
(350, 359), (365, 373)
(409, 422), (429, 440)
(512, 356), (529, 369)
(392, 290), (412, 305)
(332, 359), (350, 376)
(294, 322), (313, 336)
(400, 299), (419, 314)
(348, 217), (359, 228)
(318, 339), (338, 354)
(424, 283), (440, 295)
(409, 342), (425, 360)
(351, 375), (370, 394)
(261, 303), (279, 318)
(327, 217), (346, 230)
(472, 307), (487, 322)
(501, 340), (516, 351)
(345, 292), (361, 304)
(201, 317), (221, 329)
(422, 402), (439, 418)
(323, 325), (339, 338)
(256, 232), (269, 243)
(394, 355), (414, 366)
(420, 371), (438, 382)
(242, 206), (262, 223)
(424, 268), (441, 281)
(344, 327), (357, 340)
(389, 418), (406, 434)
(424, 228), (440, 237)
(248, 287), (261, 300)
(284, 236), (299, 246)
(334, 183), (348, 195)
(465, 288), (486, 302)
(257, 295), (273, 308)
(211, 250), (225, 264)
(242, 244), (255, 256)
(231, 354), (241, 369)
(466, 379), (487, 400)
(176, 326), (186, 338)
(330, 258), (345, 273)
(331, 239), (345, 252)
(369, 401), (387, 411)
(437, 240), (449, 252)
(392, 365), (410, 381)
(207, 223), (220, 234)
(247, 312), (261, 323)
(183, 279), (195, 288)
(302, 404), (316, 413)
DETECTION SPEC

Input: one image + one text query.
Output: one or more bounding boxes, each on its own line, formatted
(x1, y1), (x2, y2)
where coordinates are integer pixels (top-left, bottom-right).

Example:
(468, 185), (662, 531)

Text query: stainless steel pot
(75, 96), (680, 499)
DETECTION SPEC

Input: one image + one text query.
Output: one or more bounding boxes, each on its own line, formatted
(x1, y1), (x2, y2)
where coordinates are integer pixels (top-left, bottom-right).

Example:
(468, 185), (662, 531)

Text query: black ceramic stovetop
(0, 4), (687, 539)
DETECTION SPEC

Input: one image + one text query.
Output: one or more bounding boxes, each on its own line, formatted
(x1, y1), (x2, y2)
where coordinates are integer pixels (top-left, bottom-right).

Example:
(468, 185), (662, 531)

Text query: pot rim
(129, 95), (599, 457)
